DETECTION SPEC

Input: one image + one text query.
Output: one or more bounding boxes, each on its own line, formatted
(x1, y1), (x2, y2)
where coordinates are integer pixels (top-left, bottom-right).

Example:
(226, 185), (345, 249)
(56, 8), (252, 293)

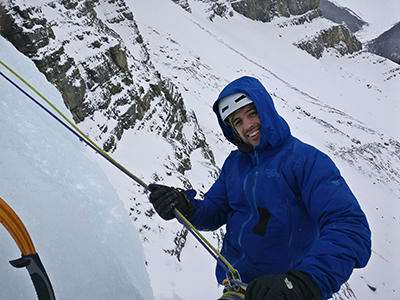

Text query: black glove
(244, 270), (321, 300)
(148, 184), (194, 221)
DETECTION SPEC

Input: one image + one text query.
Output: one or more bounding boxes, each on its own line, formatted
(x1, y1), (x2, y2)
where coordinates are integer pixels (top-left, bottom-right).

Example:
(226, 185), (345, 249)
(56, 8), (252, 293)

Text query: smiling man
(219, 94), (262, 148)
(148, 76), (371, 300)
(232, 103), (261, 147)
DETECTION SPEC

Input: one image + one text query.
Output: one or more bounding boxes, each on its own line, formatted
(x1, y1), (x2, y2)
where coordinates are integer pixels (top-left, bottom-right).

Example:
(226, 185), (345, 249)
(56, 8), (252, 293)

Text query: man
(149, 76), (371, 300)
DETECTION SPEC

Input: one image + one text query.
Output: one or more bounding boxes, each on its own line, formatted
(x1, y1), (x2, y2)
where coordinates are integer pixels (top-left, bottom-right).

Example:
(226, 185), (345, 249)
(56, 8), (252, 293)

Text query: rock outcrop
(296, 24), (362, 58)
(276, 8), (322, 27)
(367, 22), (400, 65)
(171, 0), (191, 13)
(1, 0), (217, 178)
(319, 0), (366, 33)
(231, 0), (320, 22)
(170, 0), (320, 23)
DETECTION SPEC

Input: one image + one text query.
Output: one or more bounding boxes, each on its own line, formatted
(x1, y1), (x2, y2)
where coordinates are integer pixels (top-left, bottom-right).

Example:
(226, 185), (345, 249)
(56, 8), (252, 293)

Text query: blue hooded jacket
(187, 76), (371, 299)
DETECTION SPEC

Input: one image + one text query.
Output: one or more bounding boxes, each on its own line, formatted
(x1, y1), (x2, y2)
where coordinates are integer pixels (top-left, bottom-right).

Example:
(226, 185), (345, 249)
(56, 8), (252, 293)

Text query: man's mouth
(247, 129), (260, 138)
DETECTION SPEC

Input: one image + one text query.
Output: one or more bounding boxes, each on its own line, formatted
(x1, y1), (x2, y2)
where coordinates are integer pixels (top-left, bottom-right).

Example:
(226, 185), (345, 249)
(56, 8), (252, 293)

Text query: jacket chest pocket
(250, 170), (295, 241)
(252, 207), (271, 236)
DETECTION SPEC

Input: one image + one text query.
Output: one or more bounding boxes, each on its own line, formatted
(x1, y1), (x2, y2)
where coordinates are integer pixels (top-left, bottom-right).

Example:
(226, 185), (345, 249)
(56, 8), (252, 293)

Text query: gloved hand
(244, 270), (321, 300)
(148, 184), (194, 221)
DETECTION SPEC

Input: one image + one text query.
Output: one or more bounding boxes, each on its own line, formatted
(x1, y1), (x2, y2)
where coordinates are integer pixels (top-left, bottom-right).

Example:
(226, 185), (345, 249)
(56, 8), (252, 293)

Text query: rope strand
(0, 59), (245, 287)
(0, 60), (148, 190)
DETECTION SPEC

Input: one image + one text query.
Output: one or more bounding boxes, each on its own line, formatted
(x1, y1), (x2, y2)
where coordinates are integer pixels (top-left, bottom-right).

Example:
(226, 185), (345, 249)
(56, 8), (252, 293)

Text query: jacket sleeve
(293, 148), (371, 300)
(186, 163), (231, 231)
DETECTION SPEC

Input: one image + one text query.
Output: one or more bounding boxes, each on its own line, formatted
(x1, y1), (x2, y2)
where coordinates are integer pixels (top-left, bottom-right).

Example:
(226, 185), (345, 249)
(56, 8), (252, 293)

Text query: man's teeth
(248, 130), (259, 137)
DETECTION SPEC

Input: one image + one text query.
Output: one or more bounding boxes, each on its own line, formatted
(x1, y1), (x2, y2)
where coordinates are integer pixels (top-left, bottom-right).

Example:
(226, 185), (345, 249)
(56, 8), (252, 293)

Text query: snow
(130, 0), (399, 142)
(0, 37), (154, 300)
(1, 0), (400, 299)
(129, 0), (400, 299)
(330, 0), (400, 41)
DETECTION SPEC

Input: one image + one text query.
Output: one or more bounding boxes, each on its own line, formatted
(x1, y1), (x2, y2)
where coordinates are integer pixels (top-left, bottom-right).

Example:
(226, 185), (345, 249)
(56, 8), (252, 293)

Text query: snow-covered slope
(0, 37), (154, 300)
(129, 0), (400, 299)
(331, 0), (400, 41)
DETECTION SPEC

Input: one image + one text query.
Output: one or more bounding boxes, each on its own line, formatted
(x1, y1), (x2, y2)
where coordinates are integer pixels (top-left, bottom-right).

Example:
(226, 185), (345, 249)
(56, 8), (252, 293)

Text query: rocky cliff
(171, 0), (191, 13)
(1, 0), (217, 173)
(367, 22), (400, 65)
(231, 0), (320, 22)
(1, 0), (222, 273)
(319, 0), (366, 33)
(296, 24), (362, 58)
(171, 0), (320, 22)
(169, 0), (362, 59)
(229, 0), (362, 58)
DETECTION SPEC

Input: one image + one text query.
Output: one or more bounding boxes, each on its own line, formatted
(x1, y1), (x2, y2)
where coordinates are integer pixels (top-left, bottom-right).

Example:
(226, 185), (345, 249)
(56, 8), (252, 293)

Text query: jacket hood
(212, 76), (290, 151)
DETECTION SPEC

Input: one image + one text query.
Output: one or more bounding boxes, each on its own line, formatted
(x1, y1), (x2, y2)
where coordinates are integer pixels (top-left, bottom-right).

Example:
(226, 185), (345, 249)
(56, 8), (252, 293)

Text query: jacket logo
(284, 277), (294, 289)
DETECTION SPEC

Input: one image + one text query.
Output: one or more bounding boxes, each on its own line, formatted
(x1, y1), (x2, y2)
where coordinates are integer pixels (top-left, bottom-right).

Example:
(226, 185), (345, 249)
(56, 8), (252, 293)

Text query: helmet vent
(218, 93), (253, 122)
(235, 95), (247, 103)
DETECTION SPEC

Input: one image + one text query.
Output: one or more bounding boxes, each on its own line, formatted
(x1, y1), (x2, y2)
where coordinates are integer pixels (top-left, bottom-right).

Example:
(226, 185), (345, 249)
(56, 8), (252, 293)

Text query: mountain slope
(128, 0), (400, 299)
(367, 22), (400, 65)
(319, 0), (367, 33)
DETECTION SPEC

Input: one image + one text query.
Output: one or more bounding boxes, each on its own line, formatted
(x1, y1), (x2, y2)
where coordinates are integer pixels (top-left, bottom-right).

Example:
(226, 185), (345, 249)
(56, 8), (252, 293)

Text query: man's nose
(243, 117), (253, 130)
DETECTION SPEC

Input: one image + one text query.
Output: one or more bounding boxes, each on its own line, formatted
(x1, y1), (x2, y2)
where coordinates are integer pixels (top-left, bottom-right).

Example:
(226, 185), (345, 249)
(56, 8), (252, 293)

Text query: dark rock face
(1, 6), (55, 56)
(1, 0), (217, 176)
(367, 22), (400, 65)
(319, 0), (366, 33)
(287, 0), (320, 15)
(231, 0), (320, 22)
(1, 1), (120, 122)
(296, 24), (362, 58)
(277, 8), (322, 27)
(1, 4), (87, 119)
(208, 2), (232, 21)
(0, 4), (6, 32)
(0, 0), (153, 130)
(171, 0), (191, 13)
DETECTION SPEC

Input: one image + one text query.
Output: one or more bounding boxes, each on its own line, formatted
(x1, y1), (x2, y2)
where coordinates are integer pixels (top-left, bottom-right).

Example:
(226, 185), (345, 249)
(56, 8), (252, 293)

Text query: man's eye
(249, 110), (257, 117)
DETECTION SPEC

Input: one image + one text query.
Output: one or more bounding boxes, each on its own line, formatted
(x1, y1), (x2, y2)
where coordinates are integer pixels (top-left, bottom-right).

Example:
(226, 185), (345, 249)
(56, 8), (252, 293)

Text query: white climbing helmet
(218, 93), (253, 122)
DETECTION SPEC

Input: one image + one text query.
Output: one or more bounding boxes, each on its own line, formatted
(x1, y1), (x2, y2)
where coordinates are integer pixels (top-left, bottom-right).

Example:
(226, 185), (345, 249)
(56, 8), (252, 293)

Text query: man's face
(231, 104), (261, 147)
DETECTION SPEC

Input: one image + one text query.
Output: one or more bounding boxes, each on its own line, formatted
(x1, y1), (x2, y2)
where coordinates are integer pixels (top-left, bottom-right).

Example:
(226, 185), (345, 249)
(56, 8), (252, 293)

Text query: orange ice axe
(0, 197), (55, 300)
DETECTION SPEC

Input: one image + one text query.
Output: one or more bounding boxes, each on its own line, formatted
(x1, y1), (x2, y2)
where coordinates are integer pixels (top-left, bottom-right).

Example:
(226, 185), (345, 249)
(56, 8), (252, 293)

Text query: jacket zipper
(235, 151), (259, 266)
